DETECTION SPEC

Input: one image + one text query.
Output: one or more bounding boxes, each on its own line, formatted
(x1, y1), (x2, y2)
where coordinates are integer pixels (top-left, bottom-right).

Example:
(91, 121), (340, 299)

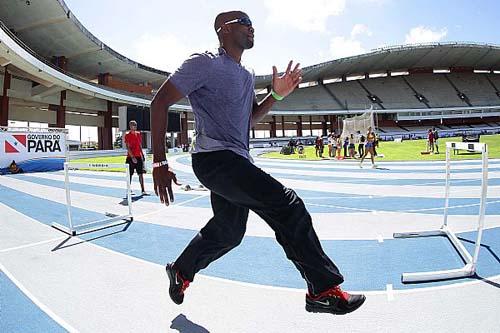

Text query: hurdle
(52, 162), (133, 236)
(393, 141), (488, 283)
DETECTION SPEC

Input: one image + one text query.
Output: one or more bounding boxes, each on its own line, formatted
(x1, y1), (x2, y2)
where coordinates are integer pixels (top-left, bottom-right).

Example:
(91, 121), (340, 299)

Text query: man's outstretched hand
(153, 166), (181, 206)
(272, 60), (303, 98)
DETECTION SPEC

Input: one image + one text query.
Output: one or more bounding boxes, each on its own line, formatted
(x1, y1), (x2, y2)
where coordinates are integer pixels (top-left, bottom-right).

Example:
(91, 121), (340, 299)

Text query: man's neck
(221, 45), (243, 63)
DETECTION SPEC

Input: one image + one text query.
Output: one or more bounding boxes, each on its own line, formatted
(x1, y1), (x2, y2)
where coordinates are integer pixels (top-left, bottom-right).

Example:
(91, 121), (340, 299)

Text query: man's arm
(251, 93), (276, 127)
(251, 61), (302, 127)
(150, 80), (184, 162)
(150, 80), (184, 205)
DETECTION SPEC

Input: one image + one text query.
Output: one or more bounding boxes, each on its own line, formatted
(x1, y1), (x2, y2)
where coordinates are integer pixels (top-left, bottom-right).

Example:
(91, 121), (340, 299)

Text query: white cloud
(329, 36), (365, 59)
(131, 33), (215, 72)
(405, 26), (448, 44)
(351, 24), (372, 38)
(264, 0), (346, 32)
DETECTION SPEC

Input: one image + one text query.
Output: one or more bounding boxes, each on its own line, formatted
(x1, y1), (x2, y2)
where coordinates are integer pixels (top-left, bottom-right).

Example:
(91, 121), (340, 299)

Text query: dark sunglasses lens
(239, 17), (252, 26)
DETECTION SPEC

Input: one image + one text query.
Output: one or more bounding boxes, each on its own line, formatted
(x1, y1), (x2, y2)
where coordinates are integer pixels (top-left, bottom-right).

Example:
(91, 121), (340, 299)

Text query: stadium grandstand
(1, 1), (500, 150)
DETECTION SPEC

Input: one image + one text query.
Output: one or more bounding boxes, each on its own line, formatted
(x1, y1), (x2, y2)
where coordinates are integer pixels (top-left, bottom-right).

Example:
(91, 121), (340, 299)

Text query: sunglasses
(216, 17), (253, 33)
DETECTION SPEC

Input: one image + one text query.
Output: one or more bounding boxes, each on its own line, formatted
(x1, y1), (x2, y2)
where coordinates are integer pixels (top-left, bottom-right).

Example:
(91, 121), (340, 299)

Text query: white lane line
(400, 199), (500, 213)
(174, 193), (211, 207)
(133, 193), (210, 220)
(0, 262), (79, 332)
(0, 237), (67, 253)
(305, 202), (373, 213)
(386, 284), (394, 301)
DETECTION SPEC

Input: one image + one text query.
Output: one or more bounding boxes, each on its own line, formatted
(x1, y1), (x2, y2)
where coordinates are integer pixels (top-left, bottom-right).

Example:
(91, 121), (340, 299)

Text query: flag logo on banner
(4, 134), (27, 153)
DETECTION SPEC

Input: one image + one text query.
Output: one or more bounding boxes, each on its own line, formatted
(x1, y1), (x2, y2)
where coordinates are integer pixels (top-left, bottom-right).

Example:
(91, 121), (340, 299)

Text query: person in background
(315, 136), (324, 158)
(357, 130), (365, 158)
(335, 135), (343, 159)
(124, 120), (147, 195)
(343, 136), (349, 158)
(427, 128), (434, 153)
(433, 127), (440, 154)
(348, 133), (356, 159)
(359, 126), (377, 168)
(9, 160), (24, 174)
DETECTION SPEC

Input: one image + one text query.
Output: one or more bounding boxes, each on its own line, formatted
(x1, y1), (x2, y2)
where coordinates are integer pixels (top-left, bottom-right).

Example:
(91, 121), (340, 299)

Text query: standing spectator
(125, 120), (147, 195)
(335, 135), (343, 159)
(348, 134), (356, 159)
(343, 136), (349, 158)
(373, 132), (379, 157)
(357, 131), (365, 158)
(359, 127), (377, 168)
(427, 128), (434, 153)
(433, 127), (440, 154)
(327, 133), (335, 158)
(315, 136), (324, 158)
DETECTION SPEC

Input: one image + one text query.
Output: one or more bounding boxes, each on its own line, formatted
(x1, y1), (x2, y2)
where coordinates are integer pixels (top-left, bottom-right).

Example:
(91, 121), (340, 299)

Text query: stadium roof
(0, 0), (169, 87)
(1, 0), (500, 91)
(255, 42), (500, 89)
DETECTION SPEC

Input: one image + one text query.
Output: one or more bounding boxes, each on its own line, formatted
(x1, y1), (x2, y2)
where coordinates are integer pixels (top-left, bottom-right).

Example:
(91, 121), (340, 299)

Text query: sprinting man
(124, 120), (146, 195)
(359, 126), (377, 168)
(150, 10), (365, 315)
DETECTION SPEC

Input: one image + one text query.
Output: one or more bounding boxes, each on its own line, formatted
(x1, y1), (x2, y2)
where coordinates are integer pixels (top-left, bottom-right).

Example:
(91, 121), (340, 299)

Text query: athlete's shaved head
(214, 11), (247, 33)
(213, 11), (254, 49)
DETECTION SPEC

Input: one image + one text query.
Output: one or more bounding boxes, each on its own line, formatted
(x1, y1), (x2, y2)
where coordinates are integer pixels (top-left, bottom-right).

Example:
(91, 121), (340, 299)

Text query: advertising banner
(0, 127), (67, 174)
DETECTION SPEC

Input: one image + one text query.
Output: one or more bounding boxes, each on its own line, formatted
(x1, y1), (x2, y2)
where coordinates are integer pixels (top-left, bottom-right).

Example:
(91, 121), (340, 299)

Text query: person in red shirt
(427, 128), (435, 153)
(124, 120), (146, 195)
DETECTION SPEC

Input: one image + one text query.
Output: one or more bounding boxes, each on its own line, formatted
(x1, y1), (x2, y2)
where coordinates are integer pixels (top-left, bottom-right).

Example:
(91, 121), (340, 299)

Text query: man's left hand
(272, 60), (303, 98)
(153, 165), (181, 206)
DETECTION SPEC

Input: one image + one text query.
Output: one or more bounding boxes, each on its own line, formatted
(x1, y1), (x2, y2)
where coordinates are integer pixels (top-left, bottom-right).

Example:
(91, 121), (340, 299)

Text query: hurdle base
(51, 214), (133, 236)
(393, 229), (446, 238)
(401, 264), (476, 283)
(394, 226), (476, 283)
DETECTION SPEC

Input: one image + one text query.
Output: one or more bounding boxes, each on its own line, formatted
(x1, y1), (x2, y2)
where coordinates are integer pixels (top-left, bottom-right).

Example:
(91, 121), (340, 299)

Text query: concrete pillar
(49, 90), (66, 128)
(270, 116), (277, 138)
(296, 115), (303, 137)
(309, 116), (313, 136)
(98, 101), (113, 150)
(181, 111), (188, 146)
(281, 116), (285, 137)
(329, 115), (335, 133)
(322, 115), (328, 136)
(0, 69), (11, 126)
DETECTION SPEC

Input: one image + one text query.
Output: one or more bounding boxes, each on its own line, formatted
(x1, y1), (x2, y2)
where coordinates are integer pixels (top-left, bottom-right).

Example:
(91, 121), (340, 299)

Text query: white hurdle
(393, 141), (488, 283)
(52, 162), (133, 236)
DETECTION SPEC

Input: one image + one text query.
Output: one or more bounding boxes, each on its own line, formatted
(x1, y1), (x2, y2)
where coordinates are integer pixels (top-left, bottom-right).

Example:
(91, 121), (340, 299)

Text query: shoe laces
(311, 285), (350, 302)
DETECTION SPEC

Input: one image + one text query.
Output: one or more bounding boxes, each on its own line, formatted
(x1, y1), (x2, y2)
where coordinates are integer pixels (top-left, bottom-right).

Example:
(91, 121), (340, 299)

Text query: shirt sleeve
(168, 53), (211, 97)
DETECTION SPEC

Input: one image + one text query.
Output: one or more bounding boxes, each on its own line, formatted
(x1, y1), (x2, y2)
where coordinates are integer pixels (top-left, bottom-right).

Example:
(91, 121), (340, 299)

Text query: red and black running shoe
(305, 285), (365, 315)
(166, 263), (190, 305)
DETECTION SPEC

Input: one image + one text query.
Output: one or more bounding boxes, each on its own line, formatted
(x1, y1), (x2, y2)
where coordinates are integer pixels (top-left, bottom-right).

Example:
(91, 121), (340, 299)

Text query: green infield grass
(260, 134), (500, 161)
(69, 135), (499, 167)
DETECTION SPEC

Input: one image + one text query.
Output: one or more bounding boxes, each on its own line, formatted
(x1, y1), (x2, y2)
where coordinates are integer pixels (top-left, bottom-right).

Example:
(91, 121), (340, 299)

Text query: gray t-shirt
(169, 48), (255, 160)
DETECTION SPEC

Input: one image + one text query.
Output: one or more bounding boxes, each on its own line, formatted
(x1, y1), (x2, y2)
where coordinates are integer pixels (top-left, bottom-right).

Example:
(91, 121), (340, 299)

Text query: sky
(63, 0), (500, 76)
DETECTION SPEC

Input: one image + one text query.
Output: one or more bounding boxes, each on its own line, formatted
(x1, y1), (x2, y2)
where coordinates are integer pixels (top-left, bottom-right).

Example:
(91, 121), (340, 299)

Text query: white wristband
(152, 160), (168, 169)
